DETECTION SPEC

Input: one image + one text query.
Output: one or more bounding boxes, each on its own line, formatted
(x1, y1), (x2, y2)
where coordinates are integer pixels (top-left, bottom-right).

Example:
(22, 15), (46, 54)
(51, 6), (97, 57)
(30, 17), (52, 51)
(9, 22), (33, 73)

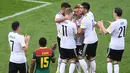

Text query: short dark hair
(39, 37), (47, 47)
(12, 21), (20, 31)
(61, 2), (71, 8)
(81, 2), (90, 10)
(114, 7), (122, 17)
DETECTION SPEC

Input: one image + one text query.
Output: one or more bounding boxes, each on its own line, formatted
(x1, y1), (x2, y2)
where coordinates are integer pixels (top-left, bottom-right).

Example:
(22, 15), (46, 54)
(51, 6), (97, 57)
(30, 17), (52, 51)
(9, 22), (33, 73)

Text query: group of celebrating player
(7, 1), (127, 73)
(55, 2), (127, 73)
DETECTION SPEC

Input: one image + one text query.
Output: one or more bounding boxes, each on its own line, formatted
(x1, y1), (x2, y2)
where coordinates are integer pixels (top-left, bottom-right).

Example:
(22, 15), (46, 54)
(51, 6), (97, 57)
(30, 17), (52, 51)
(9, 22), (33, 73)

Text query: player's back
(109, 18), (127, 50)
(8, 32), (26, 63)
(33, 48), (52, 73)
(60, 20), (77, 49)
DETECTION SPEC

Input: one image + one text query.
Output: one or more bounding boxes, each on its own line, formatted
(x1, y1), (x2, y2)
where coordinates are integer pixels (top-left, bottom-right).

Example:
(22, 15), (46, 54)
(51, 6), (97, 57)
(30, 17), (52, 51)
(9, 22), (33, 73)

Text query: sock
(107, 62), (112, 73)
(56, 56), (61, 72)
(114, 64), (119, 73)
(79, 59), (88, 73)
(76, 61), (81, 73)
(69, 62), (76, 73)
(60, 62), (66, 73)
(87, 60), (91, 73)
(90, 60), (96, 73)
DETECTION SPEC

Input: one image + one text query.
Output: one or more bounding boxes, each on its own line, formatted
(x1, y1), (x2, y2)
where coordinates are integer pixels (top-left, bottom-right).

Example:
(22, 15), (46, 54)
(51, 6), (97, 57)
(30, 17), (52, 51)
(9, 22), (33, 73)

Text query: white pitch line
(22, 0), (49, 4)
(0, 0), (52, 21)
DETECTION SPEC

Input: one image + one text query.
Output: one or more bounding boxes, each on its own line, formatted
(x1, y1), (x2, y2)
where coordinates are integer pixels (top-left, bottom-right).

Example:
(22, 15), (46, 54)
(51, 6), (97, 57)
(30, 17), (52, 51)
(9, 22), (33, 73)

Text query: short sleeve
(107, 22), (116, 34)
(20, 35), (26, 48)
(55, 13), (62, 19)
(32, 52), (36, 59)
(80, 17), (88, 29)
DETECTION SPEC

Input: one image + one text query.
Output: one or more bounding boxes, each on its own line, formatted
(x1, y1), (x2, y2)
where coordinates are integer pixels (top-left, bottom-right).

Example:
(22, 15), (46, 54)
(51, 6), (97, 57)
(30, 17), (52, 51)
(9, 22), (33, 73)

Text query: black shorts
(9, 62), (28, 73)
(82, 41), (98, 57)
(57, 36), (62, 55)
(107, 48), (124, 61)
(60, 48), (76, 59)
(75, 45), (83, 56)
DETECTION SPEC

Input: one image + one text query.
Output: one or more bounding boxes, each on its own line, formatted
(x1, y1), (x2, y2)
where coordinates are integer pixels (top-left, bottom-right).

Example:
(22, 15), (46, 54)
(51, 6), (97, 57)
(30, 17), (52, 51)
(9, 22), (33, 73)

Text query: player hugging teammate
(55, 2), (100, 73)
(55, 1), (127, 73)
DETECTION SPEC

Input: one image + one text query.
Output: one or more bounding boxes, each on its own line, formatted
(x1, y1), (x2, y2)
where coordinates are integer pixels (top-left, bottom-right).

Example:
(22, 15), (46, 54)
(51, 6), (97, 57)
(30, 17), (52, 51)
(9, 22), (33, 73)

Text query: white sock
(114, 64), (119, 73)
(69, 63), (76, 73)
(56, 56), (61, 72)
(79, 59), (88, 73)
(107, 62), (112, 73)
(90, 60), (96, 73)
(76, 62), (81, 73)
(87, 61), (91, 73)
(60, 62), (66, 73)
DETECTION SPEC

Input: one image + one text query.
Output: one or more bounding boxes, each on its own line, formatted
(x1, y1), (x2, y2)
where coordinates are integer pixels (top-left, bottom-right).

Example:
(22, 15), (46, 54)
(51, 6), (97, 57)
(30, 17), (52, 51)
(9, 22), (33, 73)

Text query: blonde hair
(65, 8), (73, 15)
(74, 4), (82, 9)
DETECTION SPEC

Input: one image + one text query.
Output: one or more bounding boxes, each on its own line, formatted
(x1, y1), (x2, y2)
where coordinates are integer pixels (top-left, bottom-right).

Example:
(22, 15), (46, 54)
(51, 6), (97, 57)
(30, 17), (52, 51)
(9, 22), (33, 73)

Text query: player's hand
(51, 44), (57, 50)
(25, 35), (30, 42)
(107, 21), (112, 24)
(52, 57), (56, 63)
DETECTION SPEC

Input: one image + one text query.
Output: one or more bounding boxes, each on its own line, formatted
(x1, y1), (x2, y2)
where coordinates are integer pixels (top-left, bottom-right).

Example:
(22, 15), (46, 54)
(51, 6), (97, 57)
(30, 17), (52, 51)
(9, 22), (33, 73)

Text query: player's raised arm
(55, 2), (71, 23)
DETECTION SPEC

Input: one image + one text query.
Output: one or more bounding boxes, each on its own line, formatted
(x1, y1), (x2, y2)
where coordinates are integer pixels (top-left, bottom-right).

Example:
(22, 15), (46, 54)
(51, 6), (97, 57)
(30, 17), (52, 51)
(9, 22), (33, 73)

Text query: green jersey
(32, 48), (53, 73)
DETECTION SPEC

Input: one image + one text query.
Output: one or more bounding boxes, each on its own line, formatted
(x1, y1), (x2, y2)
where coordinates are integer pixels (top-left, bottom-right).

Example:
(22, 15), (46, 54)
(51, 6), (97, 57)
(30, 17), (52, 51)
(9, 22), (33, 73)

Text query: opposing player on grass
(59, 8), (77, 73)
(55, 2), (71, 73)
(97, 7), (127, 73)
(8, 21), (30, 73)
(78, 2), (99, 73)
(30, 37), (56, 73)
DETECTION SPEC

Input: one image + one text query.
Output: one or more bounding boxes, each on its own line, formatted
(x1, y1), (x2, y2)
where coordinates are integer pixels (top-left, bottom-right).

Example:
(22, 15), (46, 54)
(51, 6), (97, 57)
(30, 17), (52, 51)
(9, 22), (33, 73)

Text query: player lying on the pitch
(30, 37), (57, 73)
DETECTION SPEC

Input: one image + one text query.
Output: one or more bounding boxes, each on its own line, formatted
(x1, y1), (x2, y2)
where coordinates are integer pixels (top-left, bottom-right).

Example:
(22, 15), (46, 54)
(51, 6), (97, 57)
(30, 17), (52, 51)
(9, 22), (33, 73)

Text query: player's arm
(24, 35), (30, 52)
(97, 21), (108, 34)
(55, 15), (71, 23)
(77, 19), (87, 35)
(30, 52), (36, 73)
(20, 35), (30, 52)
(50, 44), (57, 63)
(30, 59), (36, 73)
(55, 17), (66, 23)
(98, 21), (115, 35)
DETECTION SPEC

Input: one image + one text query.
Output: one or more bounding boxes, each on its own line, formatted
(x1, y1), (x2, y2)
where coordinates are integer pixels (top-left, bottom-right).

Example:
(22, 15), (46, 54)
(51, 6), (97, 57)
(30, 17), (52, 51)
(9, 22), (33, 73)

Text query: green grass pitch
(0, 0), (130, 73)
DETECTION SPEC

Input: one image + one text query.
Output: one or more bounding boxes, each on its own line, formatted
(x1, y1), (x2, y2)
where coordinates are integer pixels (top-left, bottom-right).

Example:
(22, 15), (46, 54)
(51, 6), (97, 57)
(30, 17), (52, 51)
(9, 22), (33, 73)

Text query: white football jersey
(55, 12), (64, 38)
(60, 20), (77, 49)
(107, 18), (127, 50)
(80, 11), (98, 44)
(8, 32), (27, 63)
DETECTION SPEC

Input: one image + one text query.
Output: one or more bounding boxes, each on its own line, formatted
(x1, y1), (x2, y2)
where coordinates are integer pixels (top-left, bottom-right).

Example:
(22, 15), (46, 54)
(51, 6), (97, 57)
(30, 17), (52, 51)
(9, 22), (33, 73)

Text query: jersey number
(62, 25), (68, 36)
(10, 40), (14, 51)
(40, 57), (49, 68)
(118, 26), (126, 38)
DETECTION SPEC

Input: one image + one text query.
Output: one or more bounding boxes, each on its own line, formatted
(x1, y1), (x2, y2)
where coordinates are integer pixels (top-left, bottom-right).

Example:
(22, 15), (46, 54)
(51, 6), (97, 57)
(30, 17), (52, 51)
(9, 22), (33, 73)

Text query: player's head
(12, 21), (20, 32)
(79, 2), (90, 14)
(113, 7), (123, 18)
(74, 4), (82, 16)
(39, 37), (47, 47)
(64, 8), (73, 20)
(61, 2), (71, 15)
(65, 8), (73, 16)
